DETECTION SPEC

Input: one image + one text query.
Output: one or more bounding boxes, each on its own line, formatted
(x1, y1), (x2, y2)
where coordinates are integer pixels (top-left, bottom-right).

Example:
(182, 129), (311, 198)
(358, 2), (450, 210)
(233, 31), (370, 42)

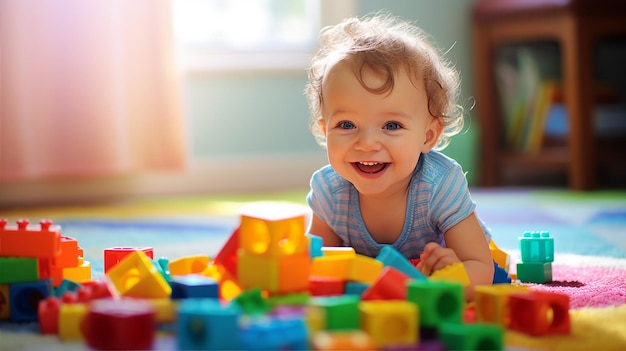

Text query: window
(172, 0), (356, 71)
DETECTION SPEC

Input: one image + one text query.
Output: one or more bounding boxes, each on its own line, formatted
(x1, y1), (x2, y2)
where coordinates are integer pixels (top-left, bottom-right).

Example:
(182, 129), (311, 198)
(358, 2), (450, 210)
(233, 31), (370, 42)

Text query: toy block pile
(0, 219), (90, 323)
(516, 231), (554, 283)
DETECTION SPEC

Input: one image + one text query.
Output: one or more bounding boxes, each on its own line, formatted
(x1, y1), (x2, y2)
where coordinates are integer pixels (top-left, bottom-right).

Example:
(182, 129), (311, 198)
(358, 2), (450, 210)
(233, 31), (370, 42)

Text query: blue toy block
(10, 279), (52, 322)
(344, 281), (370, 296)
(240, 315), (309, 350)
(517, 262), (552, 284)
(171, 275), (219, 300)
(492, 262), (512, 284)
(519, 231), (554, 263)
(54, 279), (82, 297)
(177, 298), (242, 351)
(375, 245), (427, 280)
(306, 234), (324, 258)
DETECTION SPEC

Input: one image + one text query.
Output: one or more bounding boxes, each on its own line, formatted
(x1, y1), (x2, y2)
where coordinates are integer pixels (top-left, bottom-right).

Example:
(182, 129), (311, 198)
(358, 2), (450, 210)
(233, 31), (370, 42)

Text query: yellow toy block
(304, 305), (327, 335)
(63, 259), (91, 284)
(347, 255), (384, 284)
(359, 300), (418, 348)
(0, 284), (9, 319)
(201, 263), (242, 301)
(168, 255), (210, 276)
(475, 284), (530, 327)
(147, 298), (177, 324)
(106, 251), (171, 299)
(430, 262), (471, 287)
(58, 303), (88, 341)
(311, 255), (352, 280)
(311, 330), (377, 351)
(239, 202), (309, 257)
(321, 247), (356, 257)
(490, 239), (510, 272)
(237, 251), (310, 294)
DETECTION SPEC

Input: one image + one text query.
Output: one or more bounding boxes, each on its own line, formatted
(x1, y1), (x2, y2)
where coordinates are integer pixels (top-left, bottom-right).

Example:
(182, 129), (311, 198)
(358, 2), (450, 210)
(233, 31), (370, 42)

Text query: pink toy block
(0, 219), (61, 258)
(508, 290), (570, 336)
(361, 266), (411, 301)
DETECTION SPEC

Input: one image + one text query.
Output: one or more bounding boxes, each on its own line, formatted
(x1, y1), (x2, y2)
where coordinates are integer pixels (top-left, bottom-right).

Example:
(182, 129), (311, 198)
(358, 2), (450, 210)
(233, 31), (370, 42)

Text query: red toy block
(0, 219), (61, 258)
(38, 296), (61, 334)
(214, 227), (239, 278)
(104, 247), (154, 273)
(361, 266), (411, 301)
(509, 290), (570, 336)
(309, 276), (345, 296)
(53, 236), (81, 268)
(81, 298), (155, 350)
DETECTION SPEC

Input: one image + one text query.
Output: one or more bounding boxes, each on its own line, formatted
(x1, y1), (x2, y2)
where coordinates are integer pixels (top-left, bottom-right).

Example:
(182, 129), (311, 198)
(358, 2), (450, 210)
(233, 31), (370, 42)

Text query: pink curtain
(0, 0), (186, 182)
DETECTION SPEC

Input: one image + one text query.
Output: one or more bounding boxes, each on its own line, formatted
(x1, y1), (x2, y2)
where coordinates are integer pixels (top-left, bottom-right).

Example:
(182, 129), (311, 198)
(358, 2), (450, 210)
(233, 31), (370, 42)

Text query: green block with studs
(406, 280), (464, 328)
(0, 257), (38, 284)
(516, 262), (552, 283)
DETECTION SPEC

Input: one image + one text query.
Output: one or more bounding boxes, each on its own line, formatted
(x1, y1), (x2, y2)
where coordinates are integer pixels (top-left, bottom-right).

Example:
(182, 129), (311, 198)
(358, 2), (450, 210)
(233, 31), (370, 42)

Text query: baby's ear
(318, 119), (327, 137)
(422, 119), (443, 151)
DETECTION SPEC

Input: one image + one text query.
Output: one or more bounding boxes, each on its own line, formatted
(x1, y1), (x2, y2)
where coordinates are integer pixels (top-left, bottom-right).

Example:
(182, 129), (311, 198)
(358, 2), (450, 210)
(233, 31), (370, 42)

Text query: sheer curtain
(0, 0), (186, 182)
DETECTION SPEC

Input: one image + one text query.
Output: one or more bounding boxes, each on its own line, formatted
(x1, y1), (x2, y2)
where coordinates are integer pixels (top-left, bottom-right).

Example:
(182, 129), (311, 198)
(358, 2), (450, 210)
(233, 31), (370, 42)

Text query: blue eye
(337, 121), (355, 129)
(384, 121), (402, 130)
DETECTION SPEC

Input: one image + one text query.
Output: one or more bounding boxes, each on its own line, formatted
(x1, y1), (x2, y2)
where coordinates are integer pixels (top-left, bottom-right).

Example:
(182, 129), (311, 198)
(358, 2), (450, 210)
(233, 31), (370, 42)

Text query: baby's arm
(416, 212), (494, 300)
(308, 213), (343, 247)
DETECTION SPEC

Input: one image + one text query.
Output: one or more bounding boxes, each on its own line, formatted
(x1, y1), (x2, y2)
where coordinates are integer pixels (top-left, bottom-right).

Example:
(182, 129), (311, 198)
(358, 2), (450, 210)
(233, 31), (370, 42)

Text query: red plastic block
(214, 227), (239, 278)
(0, 219), (61, 258)
(104, 247), (154, 273)
(82, 298), (155, 350)
(361, 266), (411, 301)
(509, 290), (570, 336)
(53, 236), (81, 268)
(38, 296), (61, 334)
(309, 276), (345, 296)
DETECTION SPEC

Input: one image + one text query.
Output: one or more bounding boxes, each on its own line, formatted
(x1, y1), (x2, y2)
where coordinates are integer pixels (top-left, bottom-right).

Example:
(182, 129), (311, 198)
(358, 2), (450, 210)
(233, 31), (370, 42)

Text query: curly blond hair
(305, 13), (464, 150)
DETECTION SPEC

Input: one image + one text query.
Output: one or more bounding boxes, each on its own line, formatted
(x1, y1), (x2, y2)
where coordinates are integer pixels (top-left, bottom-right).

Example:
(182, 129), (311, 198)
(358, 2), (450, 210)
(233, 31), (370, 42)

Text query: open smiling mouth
(353, 162), (389, 174)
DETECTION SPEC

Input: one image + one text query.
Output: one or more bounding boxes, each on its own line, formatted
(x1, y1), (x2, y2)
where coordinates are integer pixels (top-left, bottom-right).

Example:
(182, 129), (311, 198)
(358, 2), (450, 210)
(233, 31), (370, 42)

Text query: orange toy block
(0, 219), (61, 258)
(474, 284), (529, 327)
(168, 255), (210, 276)
(311, 255), (352, 280)
(106, 251), (171, 299)
(346, 255), (384, 284)
(509, 290), (570, 336)
(53, 236), (81, 268)
(50, 257), (91, 287)
(104, 247), (154, 273)
(490, 239), (511, 272)
(201, 263), (242, 301)
(311, 330), (377, 351)
(362, 266), (411, 301)
(430, 262), (471, 287)
(359, 300), (419, 348)
(237, 251), (310, 294)
(321, 247), (356, 257)
(238, 202), (309, 257)
(214, 227), (239, 278)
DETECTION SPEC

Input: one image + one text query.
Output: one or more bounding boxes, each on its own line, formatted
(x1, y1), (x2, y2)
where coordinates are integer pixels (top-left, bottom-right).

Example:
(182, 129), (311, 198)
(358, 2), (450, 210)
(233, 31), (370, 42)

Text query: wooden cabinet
(472, 0), (626, 190)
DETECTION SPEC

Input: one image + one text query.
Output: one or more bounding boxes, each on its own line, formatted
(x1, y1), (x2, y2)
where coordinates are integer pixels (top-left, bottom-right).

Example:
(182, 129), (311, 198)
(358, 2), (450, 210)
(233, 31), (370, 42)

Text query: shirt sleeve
(428, 161), (476, 233)
(306, 167), (336, 228)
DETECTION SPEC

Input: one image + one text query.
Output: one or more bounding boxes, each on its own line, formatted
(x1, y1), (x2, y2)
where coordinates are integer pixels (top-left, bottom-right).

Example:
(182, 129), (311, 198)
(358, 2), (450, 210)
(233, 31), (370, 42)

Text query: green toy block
(231, 288), (271, 315)
(516, 262), (552, 283)
(0, 257), (38, 284)
(310, 295), (360, 331)
(519, 231), (554, 263)
(439, 322), (503, 351)
(265, 292), (310, 307)
(406, 280), (464, 328)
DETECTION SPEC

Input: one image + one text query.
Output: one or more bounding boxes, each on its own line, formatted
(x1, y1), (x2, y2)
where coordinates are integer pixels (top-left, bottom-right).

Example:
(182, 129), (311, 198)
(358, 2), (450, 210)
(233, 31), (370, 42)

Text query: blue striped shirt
(307, 151), (491, 259)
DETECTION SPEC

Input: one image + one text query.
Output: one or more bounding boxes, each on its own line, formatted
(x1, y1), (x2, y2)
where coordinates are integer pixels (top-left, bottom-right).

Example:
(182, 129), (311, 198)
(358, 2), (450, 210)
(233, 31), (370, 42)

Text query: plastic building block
(321, 247), (356, 256)
(58, 303), (88, 341)
(82, 298), (155, 351)
(104, 247), (154, 273)
(56, 258), (91, 286)
(171, 274), (219, 299)
(492, 262), (512, 284)
(474, 284), (529, 326)
(168, 255), (211, 276)
(9, 279), (52, 322)
(214, 227), (239, 278)
(146, 298), (177, 325)
(106, 250), (172, 299)
(238, 202), (309, 257)
(519, 231), (554, 263)
(156, 257), (172, 282)
(508, 290), (570, 336)
(38, 296), (61, 334)
(202, 264), (241, 301)
(430, 262), (471, 287)
(177, 298), (243, 351)
(359, 300), (419, 348)
(0, 284), (9, 319)
(53, 236), (80, 268)
(344, 282), (370, 296)
(232, 288), (271, 315)
(0, 219), (61, 258)
(307, 233), (324, 258)
(346, 255), (384, 284)
(311, 255), (353, 280)
(310, 295), (360, 331)
(309, 276), (345, 296)
(237, 251), (310, 294)
(310, 330), (376, 351)
(489, 239), (510, 272)
(239, 315), (309, 350)
(265, 292), (311, 308)
(0, 257), (38, 284)
(375, 245), (427, 280)
(516, 262), (552, 283)
(74, 280), (116, 303)
(406, 280), (464, 328)
(54, 279), (82, 297)
(439, 322), (503, 351)
(361, 266), (411, 301)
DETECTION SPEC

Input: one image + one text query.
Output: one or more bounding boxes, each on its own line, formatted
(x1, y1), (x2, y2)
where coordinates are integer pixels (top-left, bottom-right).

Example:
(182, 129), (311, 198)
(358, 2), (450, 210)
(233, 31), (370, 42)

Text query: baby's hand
(416, 242), (461, 276)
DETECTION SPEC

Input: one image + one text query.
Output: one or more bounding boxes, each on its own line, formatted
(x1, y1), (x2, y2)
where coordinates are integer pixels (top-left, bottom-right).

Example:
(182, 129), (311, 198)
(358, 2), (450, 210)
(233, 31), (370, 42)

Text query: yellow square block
(59, 303), (88, 341)
(475, 284), (530, 326)
(347, 255), (383, 284)
(147, 298), (178, 324)
(237, 251), (310, 294)
(360, 301), (418, 348)
(0, 284), (9, 319)
(311, 255), (352, 280)
(106, 251), (171, 299)
(168, 255), (210, 276)
(239, 202), (309, 257)
(321, 247), (356, 257)
(430, 262), (471, 287)
(63, 260), (91, 284)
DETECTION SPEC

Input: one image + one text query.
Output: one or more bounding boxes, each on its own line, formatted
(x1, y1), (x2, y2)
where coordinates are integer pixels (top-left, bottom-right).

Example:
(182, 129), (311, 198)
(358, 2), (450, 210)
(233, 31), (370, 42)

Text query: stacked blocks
(517, 231), (554, 283)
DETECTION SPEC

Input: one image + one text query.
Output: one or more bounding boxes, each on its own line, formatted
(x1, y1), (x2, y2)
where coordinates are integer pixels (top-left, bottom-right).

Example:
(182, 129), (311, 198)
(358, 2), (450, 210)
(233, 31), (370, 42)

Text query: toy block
(347, 254), (384, 284)
(104, 247), (154, 273)
(177, 298), (243, 351)
(430, 262), (471, 287)
(239, 314), (309, 350)
(265, 292), (311, 308)
(303, 305), (326, 335)
(232, 288), (271, 315)
(156, 257), (171, 282)
(58, 259), (91, 286)
(52, 236), (80, 268)
(38, 296), (61, 334)
(145, 298), (177, 325)
(106, 250), (171, 299)
(489, 239), (510, 272)
(492, 262), (512, 283)
(239, 202), (309, 257)
(54, 279), (82, 297)
(474, 284), (529, 326)
(310, 295), (360, 331)
(307, 233), (324, 258)
(519, 231), (554, 263)
(359, 300), (419, 348)
(82, 298), (155, 351)
(170, 274), (219, 299)
(516, 262), (552, 283)
(237, 251), (310, 294)
(375, 245), (427, 280)
(214, 227), (239, 277)
(9, 279), (52, 322)
(202, 263), (241, 301)
(508, 290), (570, 336)
(310, 276), (345, 296)
(0, 219), (61, 258)
(58, 302), (88, 341)
(321, 246), (356, 256)
(311, 255), (352, 280)
(344, 281), (370, 296)
(0, 284), (9, 319)
(361, 266), (411, 301)
(310, 330), (376, 351)
(439, 322), (503, 351)
(406, 280), (464, 328)
(0, 257), (38, 284)
(38, 258), (52, 281)
(73, 280), (116, 303)
(168, 255), (211, 276)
